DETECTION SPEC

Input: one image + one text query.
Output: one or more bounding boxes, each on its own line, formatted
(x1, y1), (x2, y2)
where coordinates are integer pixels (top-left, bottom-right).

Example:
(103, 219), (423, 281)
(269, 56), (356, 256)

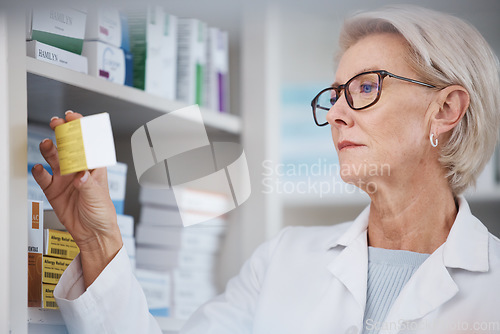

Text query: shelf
(28, 308), (64, 326)
(26, 57), (241, 137)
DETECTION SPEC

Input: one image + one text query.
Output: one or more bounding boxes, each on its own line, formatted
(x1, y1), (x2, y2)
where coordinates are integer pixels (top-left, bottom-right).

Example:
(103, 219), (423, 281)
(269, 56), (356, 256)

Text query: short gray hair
(338, 5), (500, 195)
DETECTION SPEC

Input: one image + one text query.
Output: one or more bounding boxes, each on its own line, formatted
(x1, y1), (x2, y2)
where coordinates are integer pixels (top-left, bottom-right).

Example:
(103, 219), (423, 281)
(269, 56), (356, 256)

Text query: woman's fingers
(49, 116), (65, 130)
(49, 110), (83, 130)
(64, 110), (83, 122)
(31, 164), (52, 191)
(39, 138), (60, 175)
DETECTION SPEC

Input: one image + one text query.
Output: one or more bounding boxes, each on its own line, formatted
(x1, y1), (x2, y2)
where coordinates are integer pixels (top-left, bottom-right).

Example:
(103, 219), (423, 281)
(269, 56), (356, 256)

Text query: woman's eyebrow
(331, 67), (380, 87)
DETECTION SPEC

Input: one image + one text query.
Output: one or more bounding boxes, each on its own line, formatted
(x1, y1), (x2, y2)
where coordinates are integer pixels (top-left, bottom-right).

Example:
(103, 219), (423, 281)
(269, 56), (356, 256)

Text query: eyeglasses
(311, 70), (436, 127)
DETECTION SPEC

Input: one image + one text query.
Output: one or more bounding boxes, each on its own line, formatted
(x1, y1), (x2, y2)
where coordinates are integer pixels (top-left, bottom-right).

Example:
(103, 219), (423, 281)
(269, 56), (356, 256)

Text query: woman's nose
(326, 93), (353, 128)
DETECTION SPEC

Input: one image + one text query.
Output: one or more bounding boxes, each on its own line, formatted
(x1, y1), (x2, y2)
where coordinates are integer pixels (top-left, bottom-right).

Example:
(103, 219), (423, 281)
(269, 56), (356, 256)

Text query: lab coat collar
(442, 195), (489, 272)
(325, 195), (489, 272)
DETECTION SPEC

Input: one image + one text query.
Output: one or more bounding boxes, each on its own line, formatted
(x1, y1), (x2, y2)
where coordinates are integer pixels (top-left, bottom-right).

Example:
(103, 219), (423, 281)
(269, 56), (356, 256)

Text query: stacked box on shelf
(26, 8), (88, 72)
(206, 27), (229, 113)
(107, 162), (128, 215)
(83, 7), (133, 86)
(136, 186), (228, 319)
(28, 200), (44, 307)
(27, 123), (55, 210)
(127, 6), (178, 99)
(177, 18), (208, 106)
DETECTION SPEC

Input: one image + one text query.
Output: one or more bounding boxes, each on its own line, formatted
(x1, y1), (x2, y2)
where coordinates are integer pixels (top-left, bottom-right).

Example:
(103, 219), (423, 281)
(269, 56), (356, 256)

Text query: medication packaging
(54, 112), (116, 175)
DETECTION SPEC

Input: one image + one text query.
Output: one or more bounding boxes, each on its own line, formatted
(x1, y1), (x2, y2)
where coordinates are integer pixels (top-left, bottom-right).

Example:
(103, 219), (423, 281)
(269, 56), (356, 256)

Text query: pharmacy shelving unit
(1, 3), (284, 333)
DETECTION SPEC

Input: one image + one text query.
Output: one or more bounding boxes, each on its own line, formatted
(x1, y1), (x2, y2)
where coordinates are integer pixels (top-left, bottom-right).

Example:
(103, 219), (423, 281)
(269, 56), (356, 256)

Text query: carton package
(28, 200), (44, 307)
(85, 7), (130, 51)
(26, 8), (87, 54)
(134, 269), (171, 317)
(206, 27), (229, 113)
(54, 112), (116, 176)
(107, 162), (127, 214)
(177, 18), (208, 106)
(28, 123), (55, 210)
(26, 40), (88, 73)
(128, 7), (177, 99)
(81, 41), (133, 86)
(44, 229), (80, 260)
(42, 256), (72, 285)
(42, 283), (58, 309)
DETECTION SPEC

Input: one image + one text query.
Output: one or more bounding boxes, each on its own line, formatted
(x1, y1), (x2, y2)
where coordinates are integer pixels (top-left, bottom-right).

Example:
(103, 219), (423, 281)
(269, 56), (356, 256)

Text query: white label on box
(31, 8), (87, 40)
(28, 201), (44, 254)
(26, 41), (88, 74)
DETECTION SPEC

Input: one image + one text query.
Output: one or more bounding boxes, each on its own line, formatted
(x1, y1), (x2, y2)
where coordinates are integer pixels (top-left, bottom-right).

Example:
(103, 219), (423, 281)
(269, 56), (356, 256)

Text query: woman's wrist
(78, 230), (123, 289)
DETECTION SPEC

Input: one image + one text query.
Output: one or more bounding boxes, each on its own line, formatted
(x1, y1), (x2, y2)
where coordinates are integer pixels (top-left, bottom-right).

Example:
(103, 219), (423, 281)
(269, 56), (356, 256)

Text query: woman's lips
(338, 140), (364, 151)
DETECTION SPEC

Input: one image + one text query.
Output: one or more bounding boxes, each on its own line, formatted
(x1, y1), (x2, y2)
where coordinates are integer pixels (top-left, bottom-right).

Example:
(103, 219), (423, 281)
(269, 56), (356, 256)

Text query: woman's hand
(32, 111), (123, 288)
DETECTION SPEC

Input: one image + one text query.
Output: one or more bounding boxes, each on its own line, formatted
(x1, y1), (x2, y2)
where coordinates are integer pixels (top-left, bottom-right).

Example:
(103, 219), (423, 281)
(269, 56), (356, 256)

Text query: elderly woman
(33, 5), (500, 334)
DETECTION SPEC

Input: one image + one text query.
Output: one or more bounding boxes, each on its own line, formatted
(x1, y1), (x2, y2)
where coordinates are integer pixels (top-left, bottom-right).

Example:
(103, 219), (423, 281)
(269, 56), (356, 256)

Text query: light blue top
(362, 246), (430, 334)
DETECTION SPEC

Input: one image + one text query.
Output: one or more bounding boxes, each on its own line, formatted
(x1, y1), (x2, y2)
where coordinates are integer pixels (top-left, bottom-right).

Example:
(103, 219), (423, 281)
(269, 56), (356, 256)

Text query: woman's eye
(360, 83), (375, 93)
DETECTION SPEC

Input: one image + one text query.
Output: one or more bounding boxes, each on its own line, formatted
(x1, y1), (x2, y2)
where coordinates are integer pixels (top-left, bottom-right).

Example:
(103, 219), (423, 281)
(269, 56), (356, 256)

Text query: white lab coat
(54, 196), (500, 334)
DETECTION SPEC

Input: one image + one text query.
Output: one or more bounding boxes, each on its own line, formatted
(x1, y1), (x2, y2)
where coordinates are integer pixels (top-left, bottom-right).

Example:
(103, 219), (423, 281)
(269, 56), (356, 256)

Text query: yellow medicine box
(54, 112), (116, 175)
(42, 283), (58, 309)
(42, 256), (72, 284)
(44, 229), (80, 260)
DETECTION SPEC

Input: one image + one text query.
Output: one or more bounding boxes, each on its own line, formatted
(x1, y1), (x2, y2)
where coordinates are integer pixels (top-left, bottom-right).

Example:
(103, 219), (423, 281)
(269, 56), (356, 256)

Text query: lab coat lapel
(380, 246), (459, 334)
(302, 207), (370, 333)
(380, 196), (489, 334)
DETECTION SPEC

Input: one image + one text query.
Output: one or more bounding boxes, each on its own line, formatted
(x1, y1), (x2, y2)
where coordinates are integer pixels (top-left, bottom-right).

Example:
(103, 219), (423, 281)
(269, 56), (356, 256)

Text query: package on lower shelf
(42, 283), (58, 309)
(85, 6), (130, 52)
(28, 123), (55, 210)
(28, 200), (44, 307)
(26, 7), (87, 55)
(81, 41), (133, 86)
(42, 256), (72, 285)
(135, 268), (171, 317)
(205, 27), (229, 113)
(44, 229), (80, 260)
(136, 225), (223, 254)
(127, 6), (178, 99)
(107, 162), (128, 215)
(136, 247), (218, 272)
(26, 40), (88, 73)
(176, 18), (208, 106)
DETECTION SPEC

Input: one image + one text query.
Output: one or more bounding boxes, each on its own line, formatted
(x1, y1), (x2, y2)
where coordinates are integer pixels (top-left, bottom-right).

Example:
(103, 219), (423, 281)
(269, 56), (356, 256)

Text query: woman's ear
(431, 85), (470, 135)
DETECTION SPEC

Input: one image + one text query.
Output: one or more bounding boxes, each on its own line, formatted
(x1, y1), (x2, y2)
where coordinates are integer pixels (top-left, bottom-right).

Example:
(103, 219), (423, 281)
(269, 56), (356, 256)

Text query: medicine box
(54, 112), (117, 176)
(26, 8), (87, 54)
(26, 40), (88, 74)
(85, 7), (130, 51)
(177, 18), (208, 106)
(81, 41), (133, 86)
(28, 200), (44, 307)
(44, 229), (80, 260)
(107, 162), (127, 214)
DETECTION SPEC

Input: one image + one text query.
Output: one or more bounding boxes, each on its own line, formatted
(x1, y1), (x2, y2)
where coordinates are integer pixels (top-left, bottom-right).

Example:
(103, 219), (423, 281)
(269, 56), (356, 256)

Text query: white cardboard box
(176, 18), (207, 105)
(26, 40), (88, 74)
(27, 8), (87, 55)
(85, 7), (130, 51)
(81, 41), (129, 85)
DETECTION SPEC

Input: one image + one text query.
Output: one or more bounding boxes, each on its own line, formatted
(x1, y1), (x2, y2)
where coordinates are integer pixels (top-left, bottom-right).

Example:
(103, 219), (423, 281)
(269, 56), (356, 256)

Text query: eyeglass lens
(313, 73), (380, 125)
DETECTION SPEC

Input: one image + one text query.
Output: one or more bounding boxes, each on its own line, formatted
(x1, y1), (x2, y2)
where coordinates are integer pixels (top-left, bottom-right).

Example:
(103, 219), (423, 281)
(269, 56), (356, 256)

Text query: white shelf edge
(155, 317), (186, 331)
(28, 308), (64, 325)
(282, 192), (371, 207)
(25, 56), (241, 134)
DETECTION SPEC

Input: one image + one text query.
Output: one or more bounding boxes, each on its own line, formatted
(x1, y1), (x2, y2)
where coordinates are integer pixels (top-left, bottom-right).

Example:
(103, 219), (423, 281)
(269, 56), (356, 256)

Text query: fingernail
(65, 110), (74, 115)
(41, 138), (50, 144)
(32, 164), (42, 171)
(50, 116), (59, 122)
(80, 171), (89, 183)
